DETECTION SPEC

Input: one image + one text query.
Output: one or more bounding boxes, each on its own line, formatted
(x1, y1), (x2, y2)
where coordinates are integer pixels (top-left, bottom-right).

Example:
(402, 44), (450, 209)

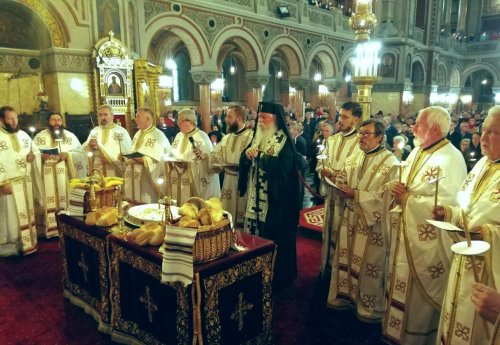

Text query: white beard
(413, 136), (423, 147)
(252, 123), (277, 149)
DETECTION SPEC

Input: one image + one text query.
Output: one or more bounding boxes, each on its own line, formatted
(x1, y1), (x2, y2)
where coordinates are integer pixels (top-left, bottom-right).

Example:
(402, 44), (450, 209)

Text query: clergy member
(239, 101), (301, 290)
(168, 108), (220, 204)
(82, 104), (132, 177)
(124, 107), (171, 204)
(383, 106), (467, 345)
(34, 112), (86, 238)
(434, 105), (500, 345)
(318, 102), (362, 278)
(0, 106), (44, 256)
(327, 119), (398, 322)
(208, 105), (253, 225)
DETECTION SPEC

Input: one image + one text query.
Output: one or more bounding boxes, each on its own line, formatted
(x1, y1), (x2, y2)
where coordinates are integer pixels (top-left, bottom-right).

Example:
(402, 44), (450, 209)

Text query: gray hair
(421, 106), (450, 137)
(98, 104), (114, 115)
(178, 108), (197, 126)
(487, 105), (500, 118)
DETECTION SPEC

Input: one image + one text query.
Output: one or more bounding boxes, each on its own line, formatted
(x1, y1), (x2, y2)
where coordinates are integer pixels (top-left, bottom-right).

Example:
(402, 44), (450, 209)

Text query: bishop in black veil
(238, 101), (301, 290)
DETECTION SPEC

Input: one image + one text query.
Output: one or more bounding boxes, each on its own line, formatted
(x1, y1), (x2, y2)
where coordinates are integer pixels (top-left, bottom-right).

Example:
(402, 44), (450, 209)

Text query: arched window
(165, 58), (179, 101)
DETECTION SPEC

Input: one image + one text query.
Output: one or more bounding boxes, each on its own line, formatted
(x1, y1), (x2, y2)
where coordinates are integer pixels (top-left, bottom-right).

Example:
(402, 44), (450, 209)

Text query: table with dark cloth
(57, 213), (276, 345)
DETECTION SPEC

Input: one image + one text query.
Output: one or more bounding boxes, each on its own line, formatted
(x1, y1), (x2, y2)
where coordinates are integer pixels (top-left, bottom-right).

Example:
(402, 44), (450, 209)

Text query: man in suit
(211, 108), (226, 134)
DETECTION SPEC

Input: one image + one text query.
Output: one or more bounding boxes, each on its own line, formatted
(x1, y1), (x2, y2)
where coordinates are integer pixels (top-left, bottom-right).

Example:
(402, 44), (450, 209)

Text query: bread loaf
(178, 203), (199, 219)
(135, 230), (155, 246)
(198, 208), (211, 225)
(127, 228), (145, 240)
(148, 230), (165, 246)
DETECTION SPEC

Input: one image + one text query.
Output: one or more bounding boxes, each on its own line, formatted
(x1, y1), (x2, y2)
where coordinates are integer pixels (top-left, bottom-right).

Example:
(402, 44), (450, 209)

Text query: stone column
(191, 70), (218, 133)
(378, 0), (399, 36)
(289, 78), (310, 117)
(246, 72), (269, 110)
(457, 0), (469, 32)
(324, 79), (338, 115)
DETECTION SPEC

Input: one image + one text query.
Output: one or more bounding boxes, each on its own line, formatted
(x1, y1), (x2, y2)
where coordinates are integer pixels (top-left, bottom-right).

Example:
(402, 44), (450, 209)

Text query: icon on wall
(107, 74), (123, 95)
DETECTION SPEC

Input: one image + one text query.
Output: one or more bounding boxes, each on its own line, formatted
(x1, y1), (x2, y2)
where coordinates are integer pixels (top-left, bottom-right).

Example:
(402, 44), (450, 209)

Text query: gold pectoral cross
(139, 286), (158, 323)
(231, 292), (254, 331)
(78, 252), (89, 283)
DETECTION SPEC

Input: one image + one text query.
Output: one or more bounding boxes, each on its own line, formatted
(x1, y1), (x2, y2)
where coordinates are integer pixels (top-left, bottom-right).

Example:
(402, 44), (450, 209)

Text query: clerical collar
(235, 126), (247, 135)
(494, 159), (500, 164)
(143, 124), (154, 132)
(422, 137), (446, 151)
(187, 127), (197, 135)
(366, 145), (384, 155)
(342, 127), (356, 137)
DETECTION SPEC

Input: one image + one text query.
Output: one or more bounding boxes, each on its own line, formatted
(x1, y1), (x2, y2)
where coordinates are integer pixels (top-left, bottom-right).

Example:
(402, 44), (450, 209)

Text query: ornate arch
(411, 54), (427, 73)
(264, 36), (305, 77)
(449, 66), (461, 87)
(145, 14), (209, 67)
(211, 27), (262, 72)
(18, 0), (68, 47)
(436, 61), (448, 86)
(461, 62), (500, 87)
(306, 44), (340, 79)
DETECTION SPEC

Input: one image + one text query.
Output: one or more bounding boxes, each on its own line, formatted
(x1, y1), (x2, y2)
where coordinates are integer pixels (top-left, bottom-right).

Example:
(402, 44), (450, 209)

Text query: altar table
(57, 213), (276, 345)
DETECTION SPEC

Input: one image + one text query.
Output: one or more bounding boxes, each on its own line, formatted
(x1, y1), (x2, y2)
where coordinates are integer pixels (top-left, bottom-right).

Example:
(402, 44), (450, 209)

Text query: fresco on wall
(0, 14), (39, 49)
(97, 0), (121, 39)
(107, 73), (124, 95)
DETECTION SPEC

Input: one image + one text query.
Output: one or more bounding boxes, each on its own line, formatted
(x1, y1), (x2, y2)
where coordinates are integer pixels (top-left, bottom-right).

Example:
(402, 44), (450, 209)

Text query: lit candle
(87, 151), (93, 176)
(54, 129), (62, 153)
(434, 167), (440, 210)
(156, 177), (164, 209)
(394, 161), (408, 184)
(29, 126), (36, 152)
(457, 190), (480, 282)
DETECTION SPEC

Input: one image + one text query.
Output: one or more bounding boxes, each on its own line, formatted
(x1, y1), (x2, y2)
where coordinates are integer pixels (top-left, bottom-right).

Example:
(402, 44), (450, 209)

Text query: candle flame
(87, 151), (93, 158)
(157, 177), (165, 185)
(397, 141), (405, 150)
(29, 126), (36, 133)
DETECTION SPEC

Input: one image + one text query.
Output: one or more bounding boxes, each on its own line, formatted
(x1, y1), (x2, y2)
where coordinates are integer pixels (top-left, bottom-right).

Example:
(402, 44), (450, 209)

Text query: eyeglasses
(357, 131), (375, 138)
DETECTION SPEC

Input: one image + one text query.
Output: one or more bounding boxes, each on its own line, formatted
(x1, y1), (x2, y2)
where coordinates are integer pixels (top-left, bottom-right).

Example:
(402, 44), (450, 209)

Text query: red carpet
(299, 205), (324, 232)
(0, 232), (384, 345)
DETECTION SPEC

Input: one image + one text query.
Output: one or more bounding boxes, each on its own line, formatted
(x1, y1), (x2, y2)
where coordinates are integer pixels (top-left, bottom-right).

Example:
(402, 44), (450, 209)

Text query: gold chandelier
(349, 0), (378, 42)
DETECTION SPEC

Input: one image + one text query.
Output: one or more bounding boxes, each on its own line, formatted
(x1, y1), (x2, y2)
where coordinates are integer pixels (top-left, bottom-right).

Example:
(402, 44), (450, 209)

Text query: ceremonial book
(124, 152), (144, 159)
(40, 148), (60, 155)
(324, 176), (348, 193)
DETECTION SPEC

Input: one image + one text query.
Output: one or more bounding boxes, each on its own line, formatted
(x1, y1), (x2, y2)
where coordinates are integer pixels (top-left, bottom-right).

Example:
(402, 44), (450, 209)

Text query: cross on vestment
(231, 292), (254, 331)
(78, 252), (89, 283)
(139, 286), (158, 323)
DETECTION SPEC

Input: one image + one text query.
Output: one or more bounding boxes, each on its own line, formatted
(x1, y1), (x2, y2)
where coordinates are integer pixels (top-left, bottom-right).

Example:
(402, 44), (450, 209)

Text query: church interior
(1, 0), (500, 344)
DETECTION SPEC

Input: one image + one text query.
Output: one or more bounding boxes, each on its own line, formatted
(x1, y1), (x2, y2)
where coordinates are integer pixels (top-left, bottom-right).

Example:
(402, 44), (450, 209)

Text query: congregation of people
(1, 98), (499, 345)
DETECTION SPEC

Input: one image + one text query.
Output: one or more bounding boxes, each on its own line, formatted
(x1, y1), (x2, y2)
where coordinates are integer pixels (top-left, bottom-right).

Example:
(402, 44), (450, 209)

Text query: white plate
(451, 240), (490, 255)
(125, 204), (180, 226)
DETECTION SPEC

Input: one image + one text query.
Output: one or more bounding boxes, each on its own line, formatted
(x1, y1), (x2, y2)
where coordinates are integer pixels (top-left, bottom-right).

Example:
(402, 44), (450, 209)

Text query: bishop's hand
(26, 152), (35, 162)
(432, 205), (445, 221)
(0, 183), (13, 195)
(471, 282), (500, 324)
(245, 147), (259, 160)
(390, 181), (408, 204)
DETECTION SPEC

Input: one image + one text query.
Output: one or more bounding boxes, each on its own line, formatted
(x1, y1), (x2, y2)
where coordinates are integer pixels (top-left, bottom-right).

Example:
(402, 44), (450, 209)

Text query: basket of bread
(69, 170), (123, 214)
(176, 197), (232, 263)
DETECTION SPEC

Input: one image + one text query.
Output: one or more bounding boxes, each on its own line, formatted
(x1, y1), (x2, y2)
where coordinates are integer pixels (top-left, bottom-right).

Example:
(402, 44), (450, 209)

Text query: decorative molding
(244, 21), (283, 53)
(190, 70), (218, 84)
(289, 78), (310, 90)
(0, 50), (42, 73)
(182, 7), (234, 46)
(20, 0), (66, 48)
(308, 8), (333, 28)
(482, 0), (500, 16)
(290, 31), (322, 59)
(144, 0), (171, 24)
(41, 50), (90, 73)
(245, 73), (270, 88)
(216, 0), (252, 9)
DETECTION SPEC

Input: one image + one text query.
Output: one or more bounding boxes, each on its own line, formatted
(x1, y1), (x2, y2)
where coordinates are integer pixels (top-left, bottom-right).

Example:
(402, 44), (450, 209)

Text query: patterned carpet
(299, 205), (324, 232)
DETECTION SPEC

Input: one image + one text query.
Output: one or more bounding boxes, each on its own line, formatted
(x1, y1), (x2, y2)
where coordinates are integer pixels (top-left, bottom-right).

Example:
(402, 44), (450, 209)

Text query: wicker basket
(186, 197), (232, 263)
(83, 169), (117, 214)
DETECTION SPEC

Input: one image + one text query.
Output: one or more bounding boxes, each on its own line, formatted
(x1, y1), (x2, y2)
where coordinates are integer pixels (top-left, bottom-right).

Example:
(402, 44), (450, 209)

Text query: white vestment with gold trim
(209, 128), (253, 225)
(383, 140), (467, 345)
(168, 129), (220, 205)
(124, 126), (170, 204)
(0, 129), (44, 256)
(316, 131), (361, 276)
(437, 156), (500, 345)
(327, 148), (398, 322)
(34, 129), (85, 238)
(82, 124), (132, 177)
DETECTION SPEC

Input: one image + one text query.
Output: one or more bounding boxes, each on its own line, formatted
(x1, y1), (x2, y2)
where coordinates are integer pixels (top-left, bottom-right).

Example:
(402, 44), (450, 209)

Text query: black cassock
(239, 137), (301, 291)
